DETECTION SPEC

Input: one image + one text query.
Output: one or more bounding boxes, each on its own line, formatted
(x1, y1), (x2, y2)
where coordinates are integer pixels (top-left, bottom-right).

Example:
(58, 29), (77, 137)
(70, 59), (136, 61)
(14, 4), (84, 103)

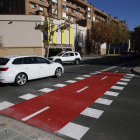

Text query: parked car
(0, 55), (64, 86)
(120, 51), (133, 60)
(130, 51), (140, 58)
(49, 51), (81, 65)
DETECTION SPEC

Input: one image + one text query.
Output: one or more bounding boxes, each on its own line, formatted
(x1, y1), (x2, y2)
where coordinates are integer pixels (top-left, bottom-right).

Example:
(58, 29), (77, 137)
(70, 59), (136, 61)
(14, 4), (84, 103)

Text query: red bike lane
(0, 72), (125, 133)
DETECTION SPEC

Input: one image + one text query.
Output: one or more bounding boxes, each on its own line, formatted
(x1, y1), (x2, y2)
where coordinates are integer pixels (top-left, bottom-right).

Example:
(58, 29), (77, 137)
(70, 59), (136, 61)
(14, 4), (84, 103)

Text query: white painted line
(54, 84), (66, 87)
(77, 86), (88, 93)
(0, 101), (14, 110)
(90, 73), (97, 75)
(22, 106), (50, 121)
(95, 71), (101, 73)
(127, 74), (134, 77)
(38, 88), (54, 93)
(95, 98), (113, 105)
(120, 78), (130, 81)
(123, 67), (125, 69)
(58, 122), (89, 140)
(19, 94), (37, 100)
(101, 76), (107, 80)
(124, 76), (132, 79)
(116, 82), (128, 85)
(66, 80), (76, 83)
(80, 107), (104, 118)
(111, 86), (124, 90)
(114, 71), (118, 73)
(75, 77), (85, 80)
(83, 75), (91, 77)
(104, 91), (119, 96)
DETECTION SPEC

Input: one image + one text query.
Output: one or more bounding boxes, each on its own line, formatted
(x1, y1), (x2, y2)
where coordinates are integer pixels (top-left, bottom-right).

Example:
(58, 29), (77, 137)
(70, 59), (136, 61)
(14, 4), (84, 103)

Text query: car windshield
(0, 58), (10, 65)
(56, 52), (65, 56)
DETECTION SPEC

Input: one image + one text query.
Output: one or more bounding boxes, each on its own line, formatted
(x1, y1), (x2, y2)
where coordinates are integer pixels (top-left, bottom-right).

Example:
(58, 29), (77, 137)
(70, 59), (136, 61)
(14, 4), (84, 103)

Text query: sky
(87, 0), (140, 31)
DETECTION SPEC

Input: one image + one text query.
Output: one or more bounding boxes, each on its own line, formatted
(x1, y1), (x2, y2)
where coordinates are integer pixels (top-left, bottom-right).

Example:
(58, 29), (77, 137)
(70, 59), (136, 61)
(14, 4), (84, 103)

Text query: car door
(22, 57), (39, 80)
(36, 57), (54, 77)
(61, 53), (70, 62)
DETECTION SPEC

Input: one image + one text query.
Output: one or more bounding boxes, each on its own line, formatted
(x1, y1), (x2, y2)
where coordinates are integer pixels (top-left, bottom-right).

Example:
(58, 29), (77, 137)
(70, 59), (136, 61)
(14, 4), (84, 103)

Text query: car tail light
(0, 68), (9, 71)
(128, 54), (129, 56)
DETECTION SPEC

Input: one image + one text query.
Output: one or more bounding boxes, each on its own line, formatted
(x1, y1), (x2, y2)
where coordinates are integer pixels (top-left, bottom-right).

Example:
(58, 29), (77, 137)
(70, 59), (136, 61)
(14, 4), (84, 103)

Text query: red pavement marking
(0, 72), (126, 133)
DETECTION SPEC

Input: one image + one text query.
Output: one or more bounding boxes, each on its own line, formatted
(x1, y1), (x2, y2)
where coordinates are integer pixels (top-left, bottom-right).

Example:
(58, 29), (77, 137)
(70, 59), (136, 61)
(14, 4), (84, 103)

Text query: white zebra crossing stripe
(116, 82), (128, 85)
(38, 88), (54, 93)
(120, 78), (130, 81)
(54, 84), (66, 87)
(80, 107), (104, 118)
(126, 74), (134, 77)
(83, 75), (91, 77)
(104, 91), (119, 96)
(111, 86), (124, 90)
(0, 101), (14, 110)
(95, 98), (113, 105)
(19, 94), (37, 100)
(124, 76), (132, 79)
(58, 122), (89, 140)
(66, 80), (77, 83)
(75, 77), (85, 80)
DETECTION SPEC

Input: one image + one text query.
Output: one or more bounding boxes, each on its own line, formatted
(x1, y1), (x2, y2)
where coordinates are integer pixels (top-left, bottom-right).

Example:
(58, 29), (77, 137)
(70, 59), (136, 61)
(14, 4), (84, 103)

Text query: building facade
(0, 0), (126, 56)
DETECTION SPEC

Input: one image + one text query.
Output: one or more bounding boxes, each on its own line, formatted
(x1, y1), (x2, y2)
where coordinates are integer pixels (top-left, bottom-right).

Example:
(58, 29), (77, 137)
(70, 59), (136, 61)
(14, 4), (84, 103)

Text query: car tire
(15, 73), (27, 86)
(75, 59), (80, 65)
(55, 68), (62, 78)
(55, 59), (61, 64)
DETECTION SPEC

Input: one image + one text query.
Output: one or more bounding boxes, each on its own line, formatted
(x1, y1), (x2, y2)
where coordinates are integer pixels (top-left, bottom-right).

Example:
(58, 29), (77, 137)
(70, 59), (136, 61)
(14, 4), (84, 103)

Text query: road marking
(90, 73), (97, 75)
(19, 94), (37, 100)
(54, 84), (66, 87)
(38, 88), (54, 93)
(124, 76), (132, 79)
(75, 77), (85, 80)
(83, 75), (91, 77)
(104, 91), (119, 96)
(114, 71), (118, 73)
(66, 80), (76, 83)
(123, 67), (125, 69)
(116, 82), (128, 85)
(77, 86), (88, 93)
(111, 86), (124, 90)
(127, 74), (134, 77)
(0, 101), (14, 111)
(120, 78), (130, 81)
(58, 122), (89, 140)
(101, 76), (107, 80)
(22, 106), (50, 121)
(95, 98), (113, 105)
(80, 107), (104, 118)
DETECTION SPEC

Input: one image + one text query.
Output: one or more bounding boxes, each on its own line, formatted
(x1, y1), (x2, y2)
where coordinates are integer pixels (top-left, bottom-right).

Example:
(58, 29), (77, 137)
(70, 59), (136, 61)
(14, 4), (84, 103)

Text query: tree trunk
(114, 46), (115, 54)
(108, 44), (110, 55)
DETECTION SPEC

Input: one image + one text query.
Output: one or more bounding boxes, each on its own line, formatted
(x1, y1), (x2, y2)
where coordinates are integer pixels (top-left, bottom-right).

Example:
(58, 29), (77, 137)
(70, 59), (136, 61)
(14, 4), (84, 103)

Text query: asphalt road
(0, 56), (140, 140)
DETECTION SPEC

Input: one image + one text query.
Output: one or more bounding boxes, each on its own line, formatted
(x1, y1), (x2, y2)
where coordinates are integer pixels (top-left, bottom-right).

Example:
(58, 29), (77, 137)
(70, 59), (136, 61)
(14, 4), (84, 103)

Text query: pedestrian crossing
(0, 72), (134, 140)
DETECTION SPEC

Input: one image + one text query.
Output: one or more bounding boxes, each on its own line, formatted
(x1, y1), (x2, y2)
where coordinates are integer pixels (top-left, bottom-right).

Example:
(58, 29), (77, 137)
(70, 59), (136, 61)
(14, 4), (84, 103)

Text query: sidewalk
(132, 62), (140, 76)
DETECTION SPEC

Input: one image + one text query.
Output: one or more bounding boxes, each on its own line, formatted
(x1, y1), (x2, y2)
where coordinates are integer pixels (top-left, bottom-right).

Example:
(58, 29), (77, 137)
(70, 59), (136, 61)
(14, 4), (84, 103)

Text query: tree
(35, 11), (71, 58)
(90, 21), (114, 54)
(0, 35), (3, 47)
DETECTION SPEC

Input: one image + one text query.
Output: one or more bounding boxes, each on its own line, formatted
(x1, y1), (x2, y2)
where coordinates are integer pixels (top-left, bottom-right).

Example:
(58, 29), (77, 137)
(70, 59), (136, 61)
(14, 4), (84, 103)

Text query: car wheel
(55, 68), (62, 78)
(75, 59), (80, 65)
(15, 73), (27, 86)
(55, 59), (61, 64)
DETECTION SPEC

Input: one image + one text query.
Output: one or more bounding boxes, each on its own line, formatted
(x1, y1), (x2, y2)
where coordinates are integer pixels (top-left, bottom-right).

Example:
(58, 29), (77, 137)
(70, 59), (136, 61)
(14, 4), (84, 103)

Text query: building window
(31, 4), (35, 9)
(52, 0), (57, 6)
(40, 0), (43, 2)
(0, 2), (3, 7)
(62, 4), (66, 10)
(9, 6), (11, 12)
(71, 9), (74, 13)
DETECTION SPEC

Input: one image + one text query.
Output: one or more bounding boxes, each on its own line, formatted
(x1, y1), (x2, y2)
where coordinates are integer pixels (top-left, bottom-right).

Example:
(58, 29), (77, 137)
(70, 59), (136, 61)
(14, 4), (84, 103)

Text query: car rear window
(0, 58), (10, 65)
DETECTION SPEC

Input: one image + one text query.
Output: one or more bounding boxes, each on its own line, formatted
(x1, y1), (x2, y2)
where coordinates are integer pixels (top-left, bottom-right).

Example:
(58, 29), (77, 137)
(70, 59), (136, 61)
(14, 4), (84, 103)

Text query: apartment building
(0, 0), (126, 56)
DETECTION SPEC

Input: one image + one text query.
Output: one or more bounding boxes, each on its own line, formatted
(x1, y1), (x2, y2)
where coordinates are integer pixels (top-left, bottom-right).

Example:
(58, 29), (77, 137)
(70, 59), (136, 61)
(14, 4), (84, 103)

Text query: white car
(49, 51), (81, 65)
(0, 55), (64, 86)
